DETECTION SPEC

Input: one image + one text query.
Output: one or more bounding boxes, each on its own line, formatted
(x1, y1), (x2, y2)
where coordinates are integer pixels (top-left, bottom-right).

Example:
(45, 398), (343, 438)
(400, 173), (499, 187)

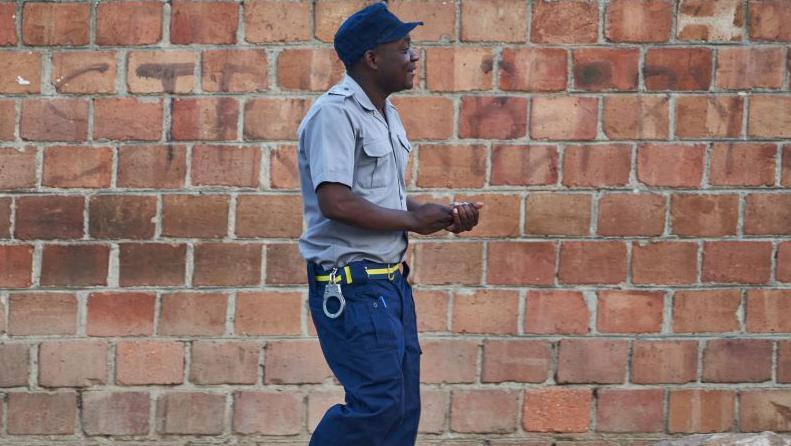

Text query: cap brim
(378, 21), (422, 44)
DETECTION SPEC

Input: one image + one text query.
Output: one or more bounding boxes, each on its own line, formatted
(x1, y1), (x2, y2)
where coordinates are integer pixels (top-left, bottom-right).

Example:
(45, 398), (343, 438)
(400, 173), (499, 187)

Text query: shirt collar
(340, 74), (394, 114)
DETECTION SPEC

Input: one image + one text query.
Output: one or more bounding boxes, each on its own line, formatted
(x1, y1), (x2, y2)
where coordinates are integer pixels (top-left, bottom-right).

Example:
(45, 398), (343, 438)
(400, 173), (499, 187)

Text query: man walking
(297, 3), (482, 445)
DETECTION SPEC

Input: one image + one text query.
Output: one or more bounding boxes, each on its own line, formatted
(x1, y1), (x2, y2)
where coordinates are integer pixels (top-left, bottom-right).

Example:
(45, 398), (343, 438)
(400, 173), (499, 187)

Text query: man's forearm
(318, 183), (414, 232)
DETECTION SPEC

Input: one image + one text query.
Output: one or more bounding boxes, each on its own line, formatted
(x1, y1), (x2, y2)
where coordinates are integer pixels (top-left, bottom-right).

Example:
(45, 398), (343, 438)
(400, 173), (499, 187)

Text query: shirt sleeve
(301, 102), (356, 191)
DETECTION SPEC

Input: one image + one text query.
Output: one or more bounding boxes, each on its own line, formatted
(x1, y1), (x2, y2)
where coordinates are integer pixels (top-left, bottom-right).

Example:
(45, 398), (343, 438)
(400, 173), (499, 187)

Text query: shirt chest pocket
(359, 136), (394, 189)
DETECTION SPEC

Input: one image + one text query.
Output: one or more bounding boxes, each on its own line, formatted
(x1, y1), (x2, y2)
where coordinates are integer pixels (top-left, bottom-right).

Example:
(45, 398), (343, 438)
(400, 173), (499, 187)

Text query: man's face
(372, 36), (419, 92)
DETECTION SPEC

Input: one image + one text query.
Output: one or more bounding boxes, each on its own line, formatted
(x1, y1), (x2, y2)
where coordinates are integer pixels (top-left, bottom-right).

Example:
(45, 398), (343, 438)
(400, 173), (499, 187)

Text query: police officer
(297, 3), (482, 445)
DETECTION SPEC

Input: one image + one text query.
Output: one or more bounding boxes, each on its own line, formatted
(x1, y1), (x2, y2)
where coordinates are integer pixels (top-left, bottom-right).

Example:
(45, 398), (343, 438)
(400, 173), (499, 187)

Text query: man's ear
(362, 49), (378, 71)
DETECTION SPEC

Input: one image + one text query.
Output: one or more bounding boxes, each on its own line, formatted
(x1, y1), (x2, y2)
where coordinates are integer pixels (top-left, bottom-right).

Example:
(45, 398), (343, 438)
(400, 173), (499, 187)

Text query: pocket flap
(362, 137), (391, 158)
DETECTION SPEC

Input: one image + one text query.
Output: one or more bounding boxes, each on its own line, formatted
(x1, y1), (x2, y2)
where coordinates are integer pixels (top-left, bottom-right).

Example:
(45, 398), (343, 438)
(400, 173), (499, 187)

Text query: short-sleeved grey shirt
(297, 74), (411, 269)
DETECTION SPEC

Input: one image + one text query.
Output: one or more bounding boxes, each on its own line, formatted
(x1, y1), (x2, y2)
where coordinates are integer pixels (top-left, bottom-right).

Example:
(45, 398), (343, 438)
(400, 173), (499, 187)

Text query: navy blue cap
(334, 2), (423, 67)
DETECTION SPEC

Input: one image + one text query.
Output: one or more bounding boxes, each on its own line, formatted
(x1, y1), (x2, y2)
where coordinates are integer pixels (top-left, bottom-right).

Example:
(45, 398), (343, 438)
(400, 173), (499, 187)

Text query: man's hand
(446, 201), (484, 234)
(408, 203), (454, 235)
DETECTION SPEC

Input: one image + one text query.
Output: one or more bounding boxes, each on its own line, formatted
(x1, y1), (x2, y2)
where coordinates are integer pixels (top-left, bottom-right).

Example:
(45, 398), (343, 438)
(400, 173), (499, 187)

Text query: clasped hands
(409, 201), (484, 235)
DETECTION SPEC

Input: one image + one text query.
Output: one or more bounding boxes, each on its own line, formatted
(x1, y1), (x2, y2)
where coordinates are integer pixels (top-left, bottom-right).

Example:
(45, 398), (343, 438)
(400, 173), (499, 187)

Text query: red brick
(461, 0), (527, 42)
(603, 95), (669, 139)
(190, 340), (259, 385)
(573, 48), (639, 91)
(277, 48), (344, 91)
(264, 340), (332, 384)
(202, 49), (268, 93)
(740, 390), (791, 432)
(172, 97), (238, 141)
(156, 392), (225, 434)
(746, 290), (791, 333)
(15, 196), (83, 240)
(605, 0), (673, 42)
(94, 97), (162, 141)
(116, 340), (184, 385)
(531, 0), (598, 43)
(717, 47), (785, 89)
(523, 388), (592, 433)
(420, 340), (478, 384)
(244, 0), (311, 43)
(170, 0), (237, 44)
(676, 95), (744, 138)
(234, 391), (303, 435)
(314, 0), (369, 43)
(559, 241), (627, 285)
(159, 292), (227, 336)
(749, 95), (791, 138)
(52, 51), (117, 94)
(749, 0), (791, 41)
(0, 51), (40, 94)
(452, 290), (518, 335)
(0, 147), (36, 189)
(7, 293), (77, 335)
(235, 194), (302, 238)
(265, 243), (307, 285)
(417, 145), (486, 188)
(673, 289), (741, 333)
(597, 290), (664, 334)
(43, 146), (113, 188)
(270, 145), (299, 189)
(40, 244), (109, 287)
(525, 193), (591, 236)
(89, 195), (156, 239)
(39, 340), (107, 387)
(668, 390), (735, 433)
(745, 194), (791, 235)
(780, 341), (791, 383)
(97, 1), (163, 45)
(22, 2), (89, 46)
(531, 96), (598, 140)
(596, 389), (664, 432)
(418, 389), (447, 434)
(87, 292), (155, 337)
(459, 96), (527, 139)
(702, 241), (772, 284)
(644, 48), (713, 90)
(557, 339), (628, 384)
(244, 98), (310, 140)
(677, 0), (743, 41)
(425, 48), (493, 92)
(486, 242), (555, 286)
(562, 144), (633, 187)
(413, 243), (483, 285)
(413, 290), (448, 333)
(632, 241), (698, 285)
(390, 97), (453, 141)
(191, 145), (260, 188)
(482, 340), (551, 383)
(235, 292), (302, 336)
(0, 244), (32, 288)
(637, 143), (705, 187)
(491, 145), (557, 186)
(119, 243), (186, 287)
(127, 50), (197, 94)
(83, 391), (150, 436)
(710, 143), (776, 186)
(21, 99), (88, 142)
(671, 194), (739, 237)
(388, 0), (456, 41)
(0, 3), (17, 46)
(162, 194), (229, 238)
(525, 291), (589, 335)
(7, 392), (76, 435)
(779, 242), (791, 283)
(0, 100), (15, 140)
(598, 193), (665, 237)
(453, 194), (519, 238)
(632, 340), (698, 384)
(0, 197), (10, 238)
(307, 388), (344, 432)
(451, 390), (518, 433)
(500, 48), (566, 92)
(704, 339), (772, 382)
(194, 243), (261, 287)
(0, 343), (30, 387)
(117, 145), (187, 189)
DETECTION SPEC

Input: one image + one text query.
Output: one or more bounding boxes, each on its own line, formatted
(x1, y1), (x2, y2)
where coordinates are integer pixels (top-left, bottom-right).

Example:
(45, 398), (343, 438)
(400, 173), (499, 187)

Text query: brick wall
(0, 0), (790, 443)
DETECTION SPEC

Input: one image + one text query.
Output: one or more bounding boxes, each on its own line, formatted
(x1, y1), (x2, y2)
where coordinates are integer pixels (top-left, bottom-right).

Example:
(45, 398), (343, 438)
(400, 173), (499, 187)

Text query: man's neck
(349, 72), (389, 117)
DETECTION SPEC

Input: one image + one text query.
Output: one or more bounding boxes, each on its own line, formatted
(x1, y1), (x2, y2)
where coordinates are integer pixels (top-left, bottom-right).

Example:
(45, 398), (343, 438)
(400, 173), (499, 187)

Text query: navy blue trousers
(307, 262), (421, 446)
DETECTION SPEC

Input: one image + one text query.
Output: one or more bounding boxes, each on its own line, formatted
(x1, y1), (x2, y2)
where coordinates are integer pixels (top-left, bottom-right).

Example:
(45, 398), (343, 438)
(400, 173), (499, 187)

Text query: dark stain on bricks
(46, 102), (85, 123)
(480, 57), (494, 74)
(136, 63), (194, 92)
(216, 63), (259, 92)
(55, 64), (110, 88)
(213, 97), (237, 140)
(644, 66), (679, 89)
(575, 61), (611, 88)
(166, 144), (175, 163)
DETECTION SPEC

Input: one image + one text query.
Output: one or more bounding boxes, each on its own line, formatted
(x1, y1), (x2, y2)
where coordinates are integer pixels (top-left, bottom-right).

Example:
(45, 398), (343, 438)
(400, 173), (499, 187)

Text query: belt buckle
(322, 268), (345, 319)
(387, 263), (395, 281)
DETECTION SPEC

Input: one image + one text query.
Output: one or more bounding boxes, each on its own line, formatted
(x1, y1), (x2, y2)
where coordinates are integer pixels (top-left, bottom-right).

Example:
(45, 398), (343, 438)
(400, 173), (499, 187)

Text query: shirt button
(373, 302), (378, 309)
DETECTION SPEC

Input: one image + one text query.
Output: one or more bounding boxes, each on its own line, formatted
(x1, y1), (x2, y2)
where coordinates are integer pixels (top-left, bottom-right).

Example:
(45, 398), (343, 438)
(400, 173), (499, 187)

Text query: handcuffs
(322, 268), (346, 319)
